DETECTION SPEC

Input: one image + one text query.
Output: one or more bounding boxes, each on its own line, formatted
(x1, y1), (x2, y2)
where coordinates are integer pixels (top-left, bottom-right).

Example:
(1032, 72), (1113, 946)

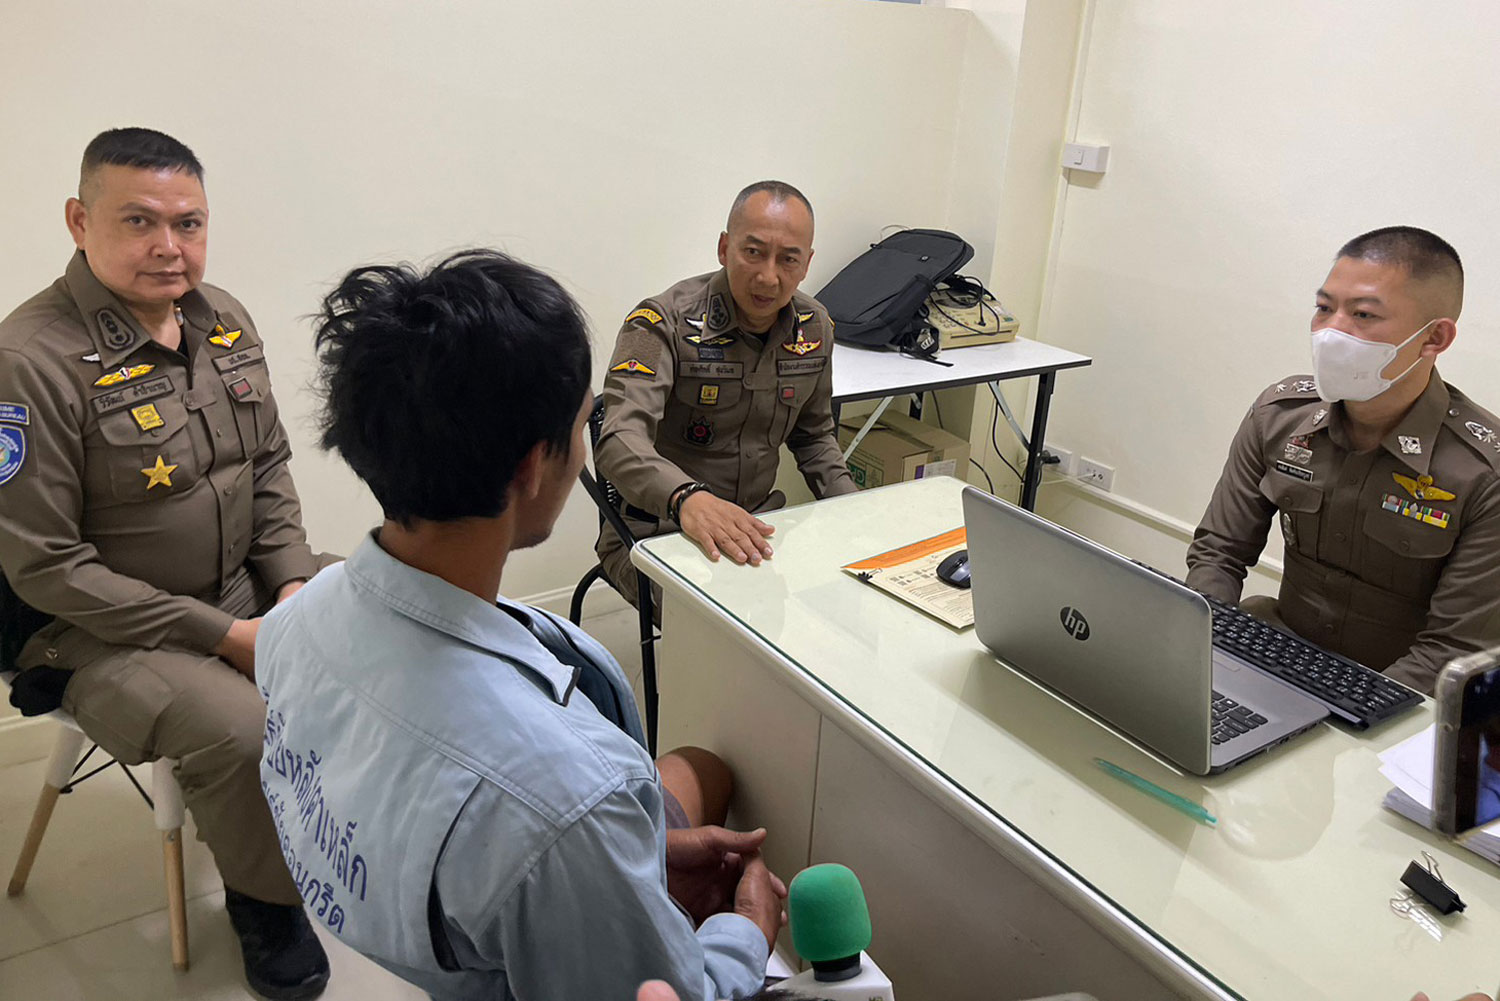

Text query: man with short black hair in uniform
(0, 128), (329, 1000)
(1186, 227), (1500, 696)
(595, 181), (857, 608)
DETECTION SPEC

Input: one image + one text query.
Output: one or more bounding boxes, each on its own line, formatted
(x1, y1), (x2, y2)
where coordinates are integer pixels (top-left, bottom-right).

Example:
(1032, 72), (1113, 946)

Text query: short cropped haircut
(313, 249), (592, 525)
(1337, 226), (1464, 315)
(79, 128), (204, 199)
(728, 180), (815, 229)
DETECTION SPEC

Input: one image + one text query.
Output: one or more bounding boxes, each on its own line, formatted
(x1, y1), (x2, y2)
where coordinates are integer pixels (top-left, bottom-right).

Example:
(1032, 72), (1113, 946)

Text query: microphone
(777, 864), (895, 1000)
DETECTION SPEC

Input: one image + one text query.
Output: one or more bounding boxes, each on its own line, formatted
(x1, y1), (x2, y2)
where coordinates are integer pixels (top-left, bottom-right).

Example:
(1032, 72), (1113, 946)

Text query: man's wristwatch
(670, 482), (712, 523)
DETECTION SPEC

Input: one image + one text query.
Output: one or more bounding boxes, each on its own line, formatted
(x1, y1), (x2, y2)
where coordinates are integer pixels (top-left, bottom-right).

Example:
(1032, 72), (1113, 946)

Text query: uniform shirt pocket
(1360, 503), (1457, 598)
(87, 397), (202, 504)
(672, 378), (744, 414)
(766, 376), (819, 447)
(222, 365), (273, 460)
(1258, 472), (1322, 557)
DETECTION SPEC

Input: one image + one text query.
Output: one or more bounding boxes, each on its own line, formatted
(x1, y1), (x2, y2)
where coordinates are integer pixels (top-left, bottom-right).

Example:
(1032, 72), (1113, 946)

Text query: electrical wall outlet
(1044, 444), (1076, 476)
(1078, 457), (1115, 491)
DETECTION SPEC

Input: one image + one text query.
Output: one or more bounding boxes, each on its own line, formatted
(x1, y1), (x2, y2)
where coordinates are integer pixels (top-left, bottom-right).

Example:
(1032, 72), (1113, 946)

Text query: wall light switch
(1062, 142), (1110, 173)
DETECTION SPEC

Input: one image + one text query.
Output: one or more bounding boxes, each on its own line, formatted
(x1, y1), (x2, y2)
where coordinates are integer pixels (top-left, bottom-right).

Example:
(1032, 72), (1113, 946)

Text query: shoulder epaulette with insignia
(1258, 375), (1321, 407)
(1444, 394), (1500, 469)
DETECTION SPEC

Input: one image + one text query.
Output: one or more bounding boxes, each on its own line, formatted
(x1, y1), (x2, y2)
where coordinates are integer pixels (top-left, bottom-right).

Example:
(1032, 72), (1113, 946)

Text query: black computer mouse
(936, 548), (971, 589)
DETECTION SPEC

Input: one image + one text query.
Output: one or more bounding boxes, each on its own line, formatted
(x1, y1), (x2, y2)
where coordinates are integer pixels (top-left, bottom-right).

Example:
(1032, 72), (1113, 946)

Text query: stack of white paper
(1378, 725), (1500, 865)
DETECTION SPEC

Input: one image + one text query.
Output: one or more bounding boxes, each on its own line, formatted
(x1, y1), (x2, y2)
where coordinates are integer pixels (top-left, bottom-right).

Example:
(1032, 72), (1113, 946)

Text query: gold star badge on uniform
(208, 325), (243, 349)
(1392, 472), (1455, 502)
(141, 454), (178, 490)
(93, 363), (155, 388)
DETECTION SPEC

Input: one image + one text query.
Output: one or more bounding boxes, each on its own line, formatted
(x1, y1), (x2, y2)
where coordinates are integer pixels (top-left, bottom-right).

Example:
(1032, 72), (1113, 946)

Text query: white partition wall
(1031, 2), (1500, 586)
(0, 0), (1014, 607)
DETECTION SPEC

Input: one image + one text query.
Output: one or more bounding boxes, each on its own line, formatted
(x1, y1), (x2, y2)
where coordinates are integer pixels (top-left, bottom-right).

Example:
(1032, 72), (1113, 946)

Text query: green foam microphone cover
(788, 863), (873, 962)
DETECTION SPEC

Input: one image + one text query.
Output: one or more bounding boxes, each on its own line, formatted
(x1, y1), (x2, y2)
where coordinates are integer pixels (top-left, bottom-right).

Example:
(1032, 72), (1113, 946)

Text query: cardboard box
(838, 410), (971, 490)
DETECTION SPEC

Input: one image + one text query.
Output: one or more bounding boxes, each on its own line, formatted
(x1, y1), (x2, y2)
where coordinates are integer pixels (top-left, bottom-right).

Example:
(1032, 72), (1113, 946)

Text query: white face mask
(1310, 319), (1434, 403)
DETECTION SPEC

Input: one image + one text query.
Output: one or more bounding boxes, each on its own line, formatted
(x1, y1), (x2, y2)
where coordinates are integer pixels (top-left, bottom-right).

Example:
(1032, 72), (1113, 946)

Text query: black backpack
(815, 229), (974, 354)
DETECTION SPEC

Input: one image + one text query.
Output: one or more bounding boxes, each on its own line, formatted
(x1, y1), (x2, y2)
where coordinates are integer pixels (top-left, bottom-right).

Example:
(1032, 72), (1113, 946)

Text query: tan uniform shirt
(595, 269), (856, 520)
(1186, 371), (1500, 694)
(0, 253), (318, 654)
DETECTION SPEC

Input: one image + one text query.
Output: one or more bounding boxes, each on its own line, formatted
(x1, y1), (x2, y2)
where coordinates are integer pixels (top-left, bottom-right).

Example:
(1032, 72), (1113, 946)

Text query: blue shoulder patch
(0, 424), (26, 485)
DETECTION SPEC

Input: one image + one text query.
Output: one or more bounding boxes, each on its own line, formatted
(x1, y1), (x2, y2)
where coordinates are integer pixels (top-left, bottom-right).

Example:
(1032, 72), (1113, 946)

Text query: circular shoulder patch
(0, 424), (27, 485)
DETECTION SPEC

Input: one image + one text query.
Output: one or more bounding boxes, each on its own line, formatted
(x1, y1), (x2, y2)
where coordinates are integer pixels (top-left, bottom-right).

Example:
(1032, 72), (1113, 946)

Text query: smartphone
(1433, 647), (1500, 837)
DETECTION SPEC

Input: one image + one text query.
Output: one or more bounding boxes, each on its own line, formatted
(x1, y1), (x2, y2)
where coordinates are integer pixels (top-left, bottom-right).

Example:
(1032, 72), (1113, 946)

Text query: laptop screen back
(962, 487), (1215, 774)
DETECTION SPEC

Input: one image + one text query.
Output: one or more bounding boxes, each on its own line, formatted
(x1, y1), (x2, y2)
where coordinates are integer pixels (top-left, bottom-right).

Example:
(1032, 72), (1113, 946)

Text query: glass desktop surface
(638, 476), (1500, 1001)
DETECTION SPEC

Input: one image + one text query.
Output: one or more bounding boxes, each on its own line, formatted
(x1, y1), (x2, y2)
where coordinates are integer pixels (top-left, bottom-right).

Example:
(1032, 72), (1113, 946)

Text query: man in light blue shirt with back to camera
(255, 250), (785, 1000)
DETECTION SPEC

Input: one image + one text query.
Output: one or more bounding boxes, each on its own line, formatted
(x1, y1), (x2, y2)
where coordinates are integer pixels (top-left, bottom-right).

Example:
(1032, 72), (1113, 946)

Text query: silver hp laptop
(962, 487), (1327, 775)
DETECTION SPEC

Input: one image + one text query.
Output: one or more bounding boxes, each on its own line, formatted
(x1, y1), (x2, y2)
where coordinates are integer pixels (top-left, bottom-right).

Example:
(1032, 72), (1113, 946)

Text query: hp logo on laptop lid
(1060, 606), (1091, 640)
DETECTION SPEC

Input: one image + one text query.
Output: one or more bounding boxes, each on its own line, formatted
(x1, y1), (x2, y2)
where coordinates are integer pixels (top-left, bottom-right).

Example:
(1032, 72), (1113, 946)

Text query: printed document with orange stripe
(842, 527), (973, 630)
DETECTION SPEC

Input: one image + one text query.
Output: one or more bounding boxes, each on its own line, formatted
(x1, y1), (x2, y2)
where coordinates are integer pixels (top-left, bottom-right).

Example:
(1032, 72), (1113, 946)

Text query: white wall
(1032, 1), (1500, 587)
(0, 0), (999, 610)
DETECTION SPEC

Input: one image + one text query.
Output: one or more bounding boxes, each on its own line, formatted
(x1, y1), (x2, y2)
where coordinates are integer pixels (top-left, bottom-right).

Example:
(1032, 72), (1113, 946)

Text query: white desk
(634, 477), (1500, 1001)
(832, 337), (1091, 510)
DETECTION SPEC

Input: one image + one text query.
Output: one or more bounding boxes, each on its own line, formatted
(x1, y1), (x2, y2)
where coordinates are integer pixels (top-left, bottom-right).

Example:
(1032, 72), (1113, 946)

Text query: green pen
(1094, 757), (1217, 827)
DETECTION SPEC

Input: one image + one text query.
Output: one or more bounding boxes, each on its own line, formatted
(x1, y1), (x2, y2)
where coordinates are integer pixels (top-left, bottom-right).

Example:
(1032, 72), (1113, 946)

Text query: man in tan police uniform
(0, 129), (329, 999)
(1187, 227), (1500, 696)
(595, 181), (855, 606)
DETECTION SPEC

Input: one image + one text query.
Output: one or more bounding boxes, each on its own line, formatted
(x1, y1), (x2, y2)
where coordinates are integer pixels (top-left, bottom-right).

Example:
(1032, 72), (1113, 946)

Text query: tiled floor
(0, 601), (647, 1001)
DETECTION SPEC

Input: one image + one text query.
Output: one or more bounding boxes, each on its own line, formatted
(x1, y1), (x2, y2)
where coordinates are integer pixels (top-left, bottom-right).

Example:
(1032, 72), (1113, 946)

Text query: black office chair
(569, 398), (659, 756)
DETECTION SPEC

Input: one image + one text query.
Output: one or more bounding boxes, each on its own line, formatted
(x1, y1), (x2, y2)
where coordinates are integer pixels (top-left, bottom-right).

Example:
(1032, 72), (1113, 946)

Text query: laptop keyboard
(1205, 595), (1422, 729)
(1211, 691), (1269, 746)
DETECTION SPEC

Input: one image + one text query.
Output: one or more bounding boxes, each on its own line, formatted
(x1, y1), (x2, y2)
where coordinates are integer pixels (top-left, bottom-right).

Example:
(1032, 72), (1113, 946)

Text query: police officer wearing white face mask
(1187, 227), (1500, 695)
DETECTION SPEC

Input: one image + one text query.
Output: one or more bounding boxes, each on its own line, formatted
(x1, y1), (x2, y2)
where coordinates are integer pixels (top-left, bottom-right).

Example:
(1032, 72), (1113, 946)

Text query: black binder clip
(1400, 852), (1465, 915)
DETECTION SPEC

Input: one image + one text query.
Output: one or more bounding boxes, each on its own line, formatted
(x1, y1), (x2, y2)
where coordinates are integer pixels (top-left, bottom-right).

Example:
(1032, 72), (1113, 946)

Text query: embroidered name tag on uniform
(1381, 493), (1450, 529)
(1274, 460), (1313, 482)
(777, 357), (827, 376)
(212, 345), (265, 373)
(130, 403), (165, 431)
(91, 375), (175, 415)
(679, 361), (744, 379)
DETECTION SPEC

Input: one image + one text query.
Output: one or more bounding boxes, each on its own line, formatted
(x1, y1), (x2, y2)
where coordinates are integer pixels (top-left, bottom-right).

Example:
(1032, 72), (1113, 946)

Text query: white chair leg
(152, 759), (189, 972)
(8, 726), (87, 896)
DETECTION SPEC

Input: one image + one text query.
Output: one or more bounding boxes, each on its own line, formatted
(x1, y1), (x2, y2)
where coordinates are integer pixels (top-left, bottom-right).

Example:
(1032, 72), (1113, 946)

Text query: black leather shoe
(224, 888), (331, 1001)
